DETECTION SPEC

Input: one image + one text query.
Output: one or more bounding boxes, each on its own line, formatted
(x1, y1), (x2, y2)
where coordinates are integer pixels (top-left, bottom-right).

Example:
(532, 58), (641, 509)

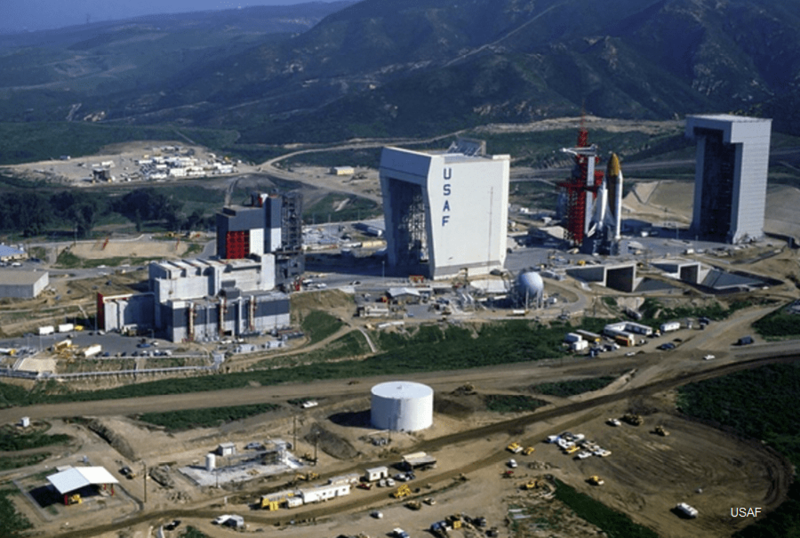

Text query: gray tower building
(685, 114), (771, 244)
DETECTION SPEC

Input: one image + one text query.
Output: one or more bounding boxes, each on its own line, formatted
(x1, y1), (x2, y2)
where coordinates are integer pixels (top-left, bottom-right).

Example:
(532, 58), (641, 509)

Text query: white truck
(38, 326), (55, 336)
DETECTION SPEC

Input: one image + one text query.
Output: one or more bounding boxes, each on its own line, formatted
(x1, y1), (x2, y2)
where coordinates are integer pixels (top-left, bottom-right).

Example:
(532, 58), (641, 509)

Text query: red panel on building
(225, 231), (249, 259)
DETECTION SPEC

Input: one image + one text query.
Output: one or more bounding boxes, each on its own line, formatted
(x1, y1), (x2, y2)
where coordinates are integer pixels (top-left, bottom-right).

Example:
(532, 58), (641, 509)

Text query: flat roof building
(0, 270), (48, 299)
(686, 114), (771, 244)
(379, 139), (509, 279)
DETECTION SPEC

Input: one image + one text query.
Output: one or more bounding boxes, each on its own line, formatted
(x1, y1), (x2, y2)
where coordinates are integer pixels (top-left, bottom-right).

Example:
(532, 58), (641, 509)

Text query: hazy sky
(3, 0), (338, 33)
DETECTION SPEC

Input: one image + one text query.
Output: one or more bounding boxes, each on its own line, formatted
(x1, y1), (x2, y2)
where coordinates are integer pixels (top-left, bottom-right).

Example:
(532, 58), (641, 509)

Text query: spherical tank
(371, 381), (433, 432)
(517, 271), (544, 297)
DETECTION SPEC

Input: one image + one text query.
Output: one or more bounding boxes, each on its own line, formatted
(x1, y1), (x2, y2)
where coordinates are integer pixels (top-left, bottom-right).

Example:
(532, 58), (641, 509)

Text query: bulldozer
(405, 500), (422, 510)
(260, 497), (281, 511)
(295, 471), (319, 481)
(588, 476), (605, 486)
(622, 413), (644, 426)
(653, 425), (670, 436)
(67, 493), (82, 505)
(392, 484), (412, 499)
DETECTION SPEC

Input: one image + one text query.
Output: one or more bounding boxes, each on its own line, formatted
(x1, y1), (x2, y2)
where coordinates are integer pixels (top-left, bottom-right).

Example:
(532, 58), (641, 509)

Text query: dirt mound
(306, 424), (359, 460)
(87, 418), (136, 460)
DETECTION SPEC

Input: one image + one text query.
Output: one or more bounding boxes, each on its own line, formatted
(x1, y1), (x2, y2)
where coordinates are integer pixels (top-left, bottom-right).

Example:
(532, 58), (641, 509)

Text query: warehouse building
(379, 139), (509, 279)
(686, 114), (771, 244)
(0, 244), (26, 263)
(0, 270), (48, 299)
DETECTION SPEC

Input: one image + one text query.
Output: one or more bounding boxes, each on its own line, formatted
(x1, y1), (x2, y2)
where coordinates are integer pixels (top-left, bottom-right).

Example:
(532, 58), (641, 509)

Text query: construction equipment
(405, 500), (422, 510)
(588, 476), (605, 486)
(622, 413), (644, 426)
(67, 493), (82, 505)
(653, 425), (670, 436)
(260, 498), (280, 511)
(523, 446), (535, 455)
(506, 442), (523, 454)
(296, 471), (319, 481)
(392, 484), (411, 499)
(445, 515), (462, 530)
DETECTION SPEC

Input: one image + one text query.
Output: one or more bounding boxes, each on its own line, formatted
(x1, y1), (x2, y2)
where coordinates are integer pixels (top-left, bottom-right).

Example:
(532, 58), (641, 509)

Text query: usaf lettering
(731, 507), (761, 517)
(442, 167), (452, 226)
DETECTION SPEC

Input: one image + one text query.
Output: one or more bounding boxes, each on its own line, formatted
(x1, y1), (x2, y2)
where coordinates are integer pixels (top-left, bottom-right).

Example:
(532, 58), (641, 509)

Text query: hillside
(1, 0), (800, 159)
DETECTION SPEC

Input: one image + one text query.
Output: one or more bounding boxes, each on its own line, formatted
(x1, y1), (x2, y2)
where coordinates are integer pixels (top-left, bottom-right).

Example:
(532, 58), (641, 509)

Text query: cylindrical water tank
(371, 381), (433, 432)
(206, 453), (216, 471)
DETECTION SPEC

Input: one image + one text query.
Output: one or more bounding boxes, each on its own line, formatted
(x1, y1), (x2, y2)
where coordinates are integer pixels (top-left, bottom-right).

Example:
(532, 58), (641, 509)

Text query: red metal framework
(224, 230), (249, 259)
(557, 127), (604, 245)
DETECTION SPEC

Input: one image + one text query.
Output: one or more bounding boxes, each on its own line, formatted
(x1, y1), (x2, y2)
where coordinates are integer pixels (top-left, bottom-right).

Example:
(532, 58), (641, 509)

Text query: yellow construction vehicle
(445, 515), (462, 530)
(588, 476), (605, 486)
(67, 493), (82, 505)
(622, 413), (644, 426)
(506, 442), (523, 454)
(523, 446), (535, 455)
(295, 471), (319, 481)
(653, 425), (670, 436)
(392, 484), (412, 498)
(260, 497), (280, 511)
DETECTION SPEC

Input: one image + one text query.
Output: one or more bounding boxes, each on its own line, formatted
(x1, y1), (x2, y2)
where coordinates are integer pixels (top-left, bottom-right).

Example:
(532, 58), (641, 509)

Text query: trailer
(660, 321), (681, 333)
(81, 344), (102, 358)
(58, 323), (75, 333)
(614, 334), (635, 347)
(39, 326), (55, 336)
(575, 329), (602, 343)
(564, 332), (583, 344)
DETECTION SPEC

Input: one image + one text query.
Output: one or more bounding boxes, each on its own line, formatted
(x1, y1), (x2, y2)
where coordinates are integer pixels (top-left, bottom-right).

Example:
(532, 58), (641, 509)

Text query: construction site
(1, 114), (799, 538)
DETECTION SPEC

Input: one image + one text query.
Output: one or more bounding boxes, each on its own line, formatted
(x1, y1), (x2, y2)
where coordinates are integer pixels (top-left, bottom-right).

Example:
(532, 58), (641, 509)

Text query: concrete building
(379, 139), (509, 279)
(216, 192), (304, 284)
(686, 114), (771, 243)
(0, 270), (48, 299)
(99, 257), (290, 342)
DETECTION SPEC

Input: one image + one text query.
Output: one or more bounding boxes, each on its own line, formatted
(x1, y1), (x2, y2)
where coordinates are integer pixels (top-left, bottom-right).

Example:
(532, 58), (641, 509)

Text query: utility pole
(142, 462), (147, 504)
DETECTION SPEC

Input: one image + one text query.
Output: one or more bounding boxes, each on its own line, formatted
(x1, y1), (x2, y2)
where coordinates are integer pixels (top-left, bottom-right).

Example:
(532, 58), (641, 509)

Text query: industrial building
(98, 257), (289, 342)
(379, 139), (509, 279)
(686, 114), (771, 244)
(371, 381), (433, 432)
(0, 270), (48, 299)
(47, 466), (118, 505)
(216, 192), (304, 284)
(0, 244), (26, 263)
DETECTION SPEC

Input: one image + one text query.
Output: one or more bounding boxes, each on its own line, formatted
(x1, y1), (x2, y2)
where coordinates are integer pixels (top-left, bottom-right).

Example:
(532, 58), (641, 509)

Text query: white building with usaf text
(379, 139), (509, 279)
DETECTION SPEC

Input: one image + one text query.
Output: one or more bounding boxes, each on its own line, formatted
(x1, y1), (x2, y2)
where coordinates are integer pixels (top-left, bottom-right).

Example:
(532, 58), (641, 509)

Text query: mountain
(2, 0), (800, 151)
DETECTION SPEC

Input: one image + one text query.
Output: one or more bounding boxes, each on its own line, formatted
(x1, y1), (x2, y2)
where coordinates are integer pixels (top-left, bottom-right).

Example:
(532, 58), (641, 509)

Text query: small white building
(330, 166), (355, 176)
(217, 442), (236, 456)
(365, 466), (389, 482)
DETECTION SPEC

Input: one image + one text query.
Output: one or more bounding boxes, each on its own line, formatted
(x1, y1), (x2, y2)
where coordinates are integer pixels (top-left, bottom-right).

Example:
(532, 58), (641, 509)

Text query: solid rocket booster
(606, 153), (623, 240)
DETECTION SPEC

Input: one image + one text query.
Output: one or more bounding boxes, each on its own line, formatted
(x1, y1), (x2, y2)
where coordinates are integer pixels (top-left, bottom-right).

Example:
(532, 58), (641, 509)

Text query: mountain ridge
(1, 0), (799, 151)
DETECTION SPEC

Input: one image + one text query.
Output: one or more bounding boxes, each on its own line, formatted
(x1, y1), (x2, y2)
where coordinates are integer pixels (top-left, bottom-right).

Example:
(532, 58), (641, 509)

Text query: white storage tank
(205, 453), (216, 471)
(371, 381), (433, 432)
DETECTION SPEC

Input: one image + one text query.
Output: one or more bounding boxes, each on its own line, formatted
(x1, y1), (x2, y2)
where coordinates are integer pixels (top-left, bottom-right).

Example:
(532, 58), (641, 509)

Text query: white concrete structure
(371, 381), (433, 432)
(365, 466), (389, 481)
(686, 114), (771, 244)
(380, 139), (509, 279)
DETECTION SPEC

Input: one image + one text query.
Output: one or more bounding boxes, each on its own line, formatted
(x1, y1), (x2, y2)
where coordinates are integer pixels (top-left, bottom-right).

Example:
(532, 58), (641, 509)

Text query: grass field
(678, 363), (800, 537)
(137, 403), (282, 432)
